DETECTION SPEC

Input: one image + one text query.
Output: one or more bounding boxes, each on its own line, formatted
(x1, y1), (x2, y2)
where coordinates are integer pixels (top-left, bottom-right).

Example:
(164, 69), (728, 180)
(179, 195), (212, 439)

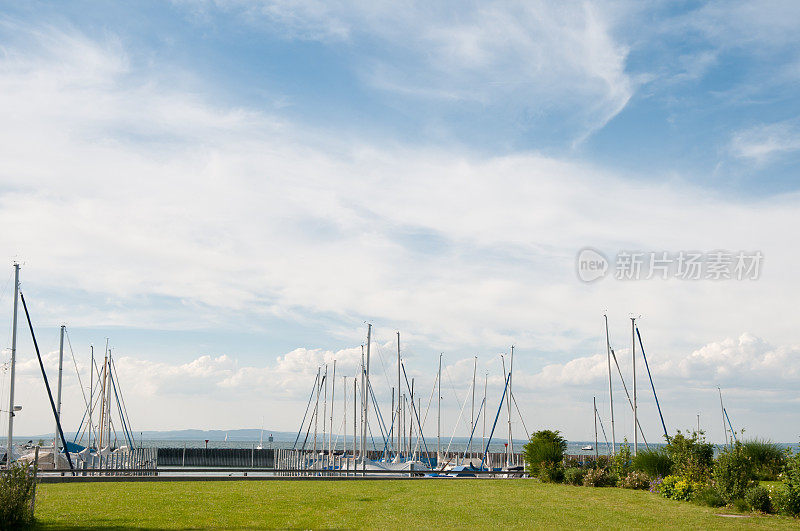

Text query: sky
(1, 0), (799, 445)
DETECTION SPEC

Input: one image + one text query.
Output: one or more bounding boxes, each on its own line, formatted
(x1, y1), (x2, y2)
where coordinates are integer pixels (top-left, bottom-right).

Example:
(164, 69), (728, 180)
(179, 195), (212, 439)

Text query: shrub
(0, 462), (37, 528)
(523, 430), (567, 476)
(620, 470), (650, 490)
(775, 445), (800, 516)
(732, 498), (750, 512)
(693, 486), (726, 508)
(713, 441), (755, 503)
(611, 440), (632, 484)
(743, 439), (785, 480)
(564, 467), (585, 486)
(745, 485), (773, 513)
(665, 430), (713, 484)
(632, 448), (672, 478)
(659, 474), (696, 501)
(583, 467), (612, 487)
(538, 462), (565, 483)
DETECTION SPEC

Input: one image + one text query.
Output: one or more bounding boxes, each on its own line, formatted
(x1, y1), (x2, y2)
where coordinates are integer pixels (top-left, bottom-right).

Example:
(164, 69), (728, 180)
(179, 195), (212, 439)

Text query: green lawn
(33, 479), (799, 529)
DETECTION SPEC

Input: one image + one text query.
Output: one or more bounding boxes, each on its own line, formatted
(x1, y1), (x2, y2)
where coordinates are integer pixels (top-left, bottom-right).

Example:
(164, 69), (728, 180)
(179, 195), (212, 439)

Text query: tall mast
(361, 324), (371, 464)
(482, 372), (487, 459)
(353, 377), (357, 459)
(718, 386), (728, 446)
(397, 331), (401, 460)
(322, 364), (328, 458)
(342, 376), (347, 457)
(98, 349), (108, 449)
(437, 353), (442, 460)
(631, 317), (637, 457)
(5, 263), (20, 465)
(330, 360), (336, 457)
(470, 356), (476, 457)
(360, 344), (364, 460)
(507, 346), (515, 465)
(604, 314), (616, 456)
(54, 324), (65, 451)
(105, 349), (113, 447)
(593, 396), (599, 460)
(88, 345), (94, 450)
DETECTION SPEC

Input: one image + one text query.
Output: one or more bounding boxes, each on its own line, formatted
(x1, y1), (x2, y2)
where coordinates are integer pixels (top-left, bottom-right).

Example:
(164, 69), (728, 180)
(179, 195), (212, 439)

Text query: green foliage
(743, 439), (785, 480)
(659, 475), (698, 501)
(582, 467), (612, 487)
(538, 462), (565, 484)
(665, 431), (713, 484)
(610, 440), (632, 483)
(692, 486), (726, 508)
(522, 430), (567, 476)
(620, 471), (650, 490)
(0, 461), (37, 528)
(745, 485), (773, 513)
(632, 448), (672, 478)
(775, 445), (800, 516)
(732, 498), (750, 513)
(713, 441), (755, 503)
(564, 467), (585, 486)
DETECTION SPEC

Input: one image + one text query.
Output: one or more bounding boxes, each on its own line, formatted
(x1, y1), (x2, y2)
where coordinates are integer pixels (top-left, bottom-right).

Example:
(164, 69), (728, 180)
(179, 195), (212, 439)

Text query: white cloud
(183, 0), (635, 143)
(730, 120), (800, 163)
(1, 20), (800, 440)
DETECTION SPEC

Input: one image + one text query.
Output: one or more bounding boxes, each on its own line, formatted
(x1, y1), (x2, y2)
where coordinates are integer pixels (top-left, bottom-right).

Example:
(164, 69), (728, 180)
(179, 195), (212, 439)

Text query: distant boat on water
(581, 445), (593, 451)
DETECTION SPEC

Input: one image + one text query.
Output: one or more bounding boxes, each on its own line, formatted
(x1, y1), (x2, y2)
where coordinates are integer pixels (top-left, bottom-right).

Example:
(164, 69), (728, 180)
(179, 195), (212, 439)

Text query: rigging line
(401, 362), (430, 458)
(509, 391), (530, 440)
(636, 326), (669, 443)
(64, 329), (90, 413)
(412, 372), (438, 456)
(19, 291), (75, 473)
(444, 375), (474, 456)
(462, 397), (485, 460)
(292, 370), (320, 449)
(109, 358), (134, 447)
(371, 341), (394, 394)
(444, 364), (463, 407)
(73, 375), (105, 444)
(610, 348), (650, 449)
(596, 408), (611, 454)
(110, 356), (136, 444)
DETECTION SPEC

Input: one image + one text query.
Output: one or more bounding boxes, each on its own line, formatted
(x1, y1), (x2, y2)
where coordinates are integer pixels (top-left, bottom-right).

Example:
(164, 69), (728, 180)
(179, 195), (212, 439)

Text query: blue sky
(1, 1), (799, 443)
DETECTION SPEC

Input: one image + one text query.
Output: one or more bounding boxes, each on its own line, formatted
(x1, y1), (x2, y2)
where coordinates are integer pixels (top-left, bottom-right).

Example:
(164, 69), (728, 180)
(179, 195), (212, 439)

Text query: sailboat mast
(330, 360), (335, 456)
(605, 314), (616, 456)
(593, 396), (599, 460)
(5, 263), (20, 465)
(54, 324), (65, 451)
(322, 364), (328, 458)
(470, 356), (476, 457)
(361, 324), (371, 465)
(88, 345), (94, 450)
(718, 386), (728, 446)
(631, 317), (637, 457)
(437, 353), (442, 460)
(482, 372), (487, 460)
(106, 350), (113, 447)
(397, 331), (401, 459)
(342, 376), (347, 457)
(353, 376), (357, 459)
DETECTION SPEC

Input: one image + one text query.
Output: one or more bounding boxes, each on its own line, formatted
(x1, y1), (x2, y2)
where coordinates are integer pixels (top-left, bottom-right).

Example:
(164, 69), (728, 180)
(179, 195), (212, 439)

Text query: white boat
(581, 445), (593, 451)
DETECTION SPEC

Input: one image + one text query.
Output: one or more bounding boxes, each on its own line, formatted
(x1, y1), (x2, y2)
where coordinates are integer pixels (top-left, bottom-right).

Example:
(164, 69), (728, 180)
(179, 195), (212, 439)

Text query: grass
(33, 479), (800, 529)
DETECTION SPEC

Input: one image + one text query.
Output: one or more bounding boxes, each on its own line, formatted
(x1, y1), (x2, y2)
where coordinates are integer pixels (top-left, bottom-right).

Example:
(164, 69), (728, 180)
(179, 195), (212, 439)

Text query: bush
(538, 462), (565, 483)
(745, 485), (773, 513)
(713, 441), (755, 503)
(620, 470), (650, 490)
(0, 462), (37, 528)
(523, 430), (567, 476)
(775, 445), (800, 516)
(564, 467), (585, 486)
(659, 474), (696, 501)
(732, 498), (750, 513)
(665, 431), (714, 484)
(743, 439), (785, 481)
(611, 440), (632, 484)
(582, 467), (612, 487)
(693, 486), (726, 508)
(632, 448), (672, 478)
